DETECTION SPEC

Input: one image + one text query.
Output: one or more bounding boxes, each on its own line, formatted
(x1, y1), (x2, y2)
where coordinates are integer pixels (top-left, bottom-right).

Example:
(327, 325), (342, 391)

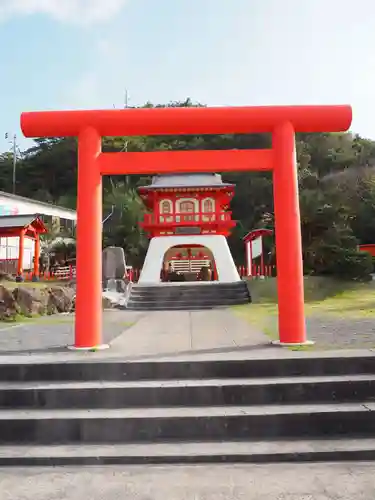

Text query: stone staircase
(124, 281), (251, 310)
(0, 354), (375, 465)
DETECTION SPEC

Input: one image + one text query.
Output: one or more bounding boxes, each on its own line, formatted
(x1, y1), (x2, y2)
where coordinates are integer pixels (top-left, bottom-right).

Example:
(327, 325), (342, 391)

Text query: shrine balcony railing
(142, 211), (233, 225)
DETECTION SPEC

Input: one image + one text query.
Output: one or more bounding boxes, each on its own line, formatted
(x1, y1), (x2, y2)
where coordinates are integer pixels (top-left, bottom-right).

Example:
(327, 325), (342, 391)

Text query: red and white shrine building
(137, 173), (241, 283)
(0, 190), (76, 277)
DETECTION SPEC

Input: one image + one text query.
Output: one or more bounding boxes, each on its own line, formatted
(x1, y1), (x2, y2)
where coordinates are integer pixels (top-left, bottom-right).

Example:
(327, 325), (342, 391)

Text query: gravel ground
(264, 313), (375, 349)
(0, 463), (374, 500)
(0, 311), (143, 354)
(307, 315), (375, 349)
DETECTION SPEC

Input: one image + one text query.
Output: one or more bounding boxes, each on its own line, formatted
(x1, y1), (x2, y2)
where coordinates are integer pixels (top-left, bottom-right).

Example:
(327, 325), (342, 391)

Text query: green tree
(102, 183), (148, 267)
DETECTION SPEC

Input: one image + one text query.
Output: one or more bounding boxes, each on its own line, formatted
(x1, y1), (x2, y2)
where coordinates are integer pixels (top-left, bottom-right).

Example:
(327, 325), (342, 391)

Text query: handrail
(142, 211), (232, 224)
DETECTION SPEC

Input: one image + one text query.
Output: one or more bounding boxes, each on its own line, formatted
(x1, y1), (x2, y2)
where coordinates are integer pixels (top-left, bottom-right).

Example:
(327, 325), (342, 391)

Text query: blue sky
(0, 0), (373, 154)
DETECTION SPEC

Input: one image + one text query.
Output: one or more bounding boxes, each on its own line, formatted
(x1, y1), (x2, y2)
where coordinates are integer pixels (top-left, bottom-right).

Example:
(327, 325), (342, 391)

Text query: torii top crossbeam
(21, 105), (352, 137)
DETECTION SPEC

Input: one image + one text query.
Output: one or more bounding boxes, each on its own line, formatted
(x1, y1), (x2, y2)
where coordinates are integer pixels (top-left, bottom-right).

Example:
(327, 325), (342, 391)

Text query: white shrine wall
(0, 237), (35, 270)
(139, 235), (241, 284)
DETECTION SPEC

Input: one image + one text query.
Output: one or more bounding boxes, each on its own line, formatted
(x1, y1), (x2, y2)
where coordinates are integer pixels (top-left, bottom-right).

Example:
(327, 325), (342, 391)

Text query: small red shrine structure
(0, 214), (47, 279)
(138, 173), (236, 237)
(137, 173), (240, 282)
(243, 228), (273, 277)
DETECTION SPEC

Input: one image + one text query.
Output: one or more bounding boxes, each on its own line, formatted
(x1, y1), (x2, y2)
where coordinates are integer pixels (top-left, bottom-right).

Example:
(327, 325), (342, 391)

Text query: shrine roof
(243, 228), (273, 242)
(0, 214), (47, 232)
(138, 173), (234, 190)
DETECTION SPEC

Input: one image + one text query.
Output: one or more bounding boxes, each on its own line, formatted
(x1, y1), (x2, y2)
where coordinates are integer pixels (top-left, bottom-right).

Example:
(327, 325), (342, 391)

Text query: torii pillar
(20, 104), (352, 349)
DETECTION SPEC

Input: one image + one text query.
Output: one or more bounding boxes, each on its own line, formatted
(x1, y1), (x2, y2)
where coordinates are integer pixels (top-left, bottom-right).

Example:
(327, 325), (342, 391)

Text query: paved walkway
(111, 309), (268, 359)
(1, 463), (374, 499)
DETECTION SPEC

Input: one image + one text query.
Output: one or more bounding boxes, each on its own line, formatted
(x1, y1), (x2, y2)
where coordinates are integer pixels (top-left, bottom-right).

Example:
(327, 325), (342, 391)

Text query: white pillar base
(67, 344), (110, 351)
(271, 339), (315, 347)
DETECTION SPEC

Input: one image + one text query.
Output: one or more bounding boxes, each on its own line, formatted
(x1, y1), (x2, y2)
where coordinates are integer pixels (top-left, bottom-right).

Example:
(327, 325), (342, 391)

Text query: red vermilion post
(33, 234), (40, 278)
(272, 121), (308, 345)
(17, 229), (25, 277)
(73, 127), (104, 349)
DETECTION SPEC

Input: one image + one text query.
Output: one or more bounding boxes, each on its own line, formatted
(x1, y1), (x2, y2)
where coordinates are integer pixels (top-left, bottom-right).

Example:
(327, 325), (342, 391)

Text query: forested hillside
(1, 100), (375, 278)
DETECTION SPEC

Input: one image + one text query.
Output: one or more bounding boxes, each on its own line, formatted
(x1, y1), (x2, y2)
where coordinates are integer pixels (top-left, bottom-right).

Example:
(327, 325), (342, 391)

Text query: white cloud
(0, 0), (128, 25)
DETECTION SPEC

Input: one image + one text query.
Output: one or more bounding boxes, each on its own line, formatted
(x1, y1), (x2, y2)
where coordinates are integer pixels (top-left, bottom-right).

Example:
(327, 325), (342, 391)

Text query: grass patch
(233, 276), (375, 341)
(0, 315), (75, 326)
(31, 316), (74, 325)
(116, 321), (135, 327)
(305, 284), (375, 318)
(2, 280), (69, 290)
(233, 302), (278, 340)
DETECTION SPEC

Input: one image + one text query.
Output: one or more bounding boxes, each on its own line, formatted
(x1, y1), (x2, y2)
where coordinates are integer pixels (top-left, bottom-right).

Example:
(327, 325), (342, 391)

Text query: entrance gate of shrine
(21, 105), (352, 349)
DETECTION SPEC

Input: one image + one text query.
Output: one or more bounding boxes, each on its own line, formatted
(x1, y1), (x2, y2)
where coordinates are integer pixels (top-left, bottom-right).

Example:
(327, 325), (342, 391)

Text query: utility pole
(124, 89), (129, 151)
(5, 133), (17, 194)
(12, 134), (16, 194)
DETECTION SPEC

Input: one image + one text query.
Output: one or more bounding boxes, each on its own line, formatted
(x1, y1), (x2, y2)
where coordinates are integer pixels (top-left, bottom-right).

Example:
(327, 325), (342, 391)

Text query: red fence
(23, 265), (76, 281)
(14, 264), (276, 283)
(0, 259), (18, 275)
(237, 264), (276, 278)
(129, 265), (276, 283)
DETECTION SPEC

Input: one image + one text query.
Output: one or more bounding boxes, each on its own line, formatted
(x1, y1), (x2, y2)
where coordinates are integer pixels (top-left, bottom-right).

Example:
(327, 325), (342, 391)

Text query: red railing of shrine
(128, 265), (276, 283)
(142, 211), (233, 225)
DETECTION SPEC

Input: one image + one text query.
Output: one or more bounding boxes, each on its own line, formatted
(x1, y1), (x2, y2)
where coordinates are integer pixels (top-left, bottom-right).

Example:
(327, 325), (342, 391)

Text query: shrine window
(203, 198), (214, 213)
(180, 201), (195, 213)
(202, 198), (215, 221)
(160, 200), (172, 214)
(159, 199), (173, 223)
(178, 199), (196, 222)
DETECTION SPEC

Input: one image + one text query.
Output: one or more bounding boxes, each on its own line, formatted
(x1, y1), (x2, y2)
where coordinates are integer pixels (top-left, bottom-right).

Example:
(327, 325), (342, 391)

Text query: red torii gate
(21, 105), (352, 349)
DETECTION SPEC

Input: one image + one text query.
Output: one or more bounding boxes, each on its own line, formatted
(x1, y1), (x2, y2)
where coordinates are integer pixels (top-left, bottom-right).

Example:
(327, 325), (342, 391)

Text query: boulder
(102, 296), (114, 309)
(0, 271), (14, 282)
(69, 294), (114, 311)
(47, 286), (75, 314)
(0, 285), (19, 320)
(13, 286), (49, 316)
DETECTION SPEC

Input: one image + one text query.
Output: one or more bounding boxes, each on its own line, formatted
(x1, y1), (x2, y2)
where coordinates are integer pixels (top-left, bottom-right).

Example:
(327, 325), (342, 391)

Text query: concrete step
(1, 375), (375, 409)
(132, 283), (249, 292)
(127, 292), (250, 300)
(1, 438), (375, 465)
(128, 293), (250, 302)
(129, 290), (249, 297)
(0, 403), (374, 443)
(129, 288), (250, 297)
(124, 304), (226, 311)
(125, 298), (250, 310)
(2, 356), (375, 382)
(130, 284), (250, 297)
(127, 281), (251, 311)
